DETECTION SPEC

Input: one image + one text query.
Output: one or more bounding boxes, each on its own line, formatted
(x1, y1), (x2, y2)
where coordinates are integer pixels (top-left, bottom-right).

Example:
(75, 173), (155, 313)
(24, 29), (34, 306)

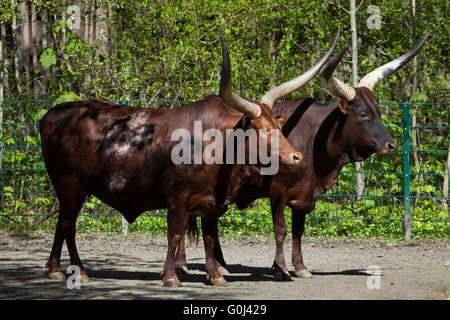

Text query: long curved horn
(219, 32), (261, 119)
(318, 43), (356, 101)
(358, 35), (429, 91)
(261, 29), (341, 108)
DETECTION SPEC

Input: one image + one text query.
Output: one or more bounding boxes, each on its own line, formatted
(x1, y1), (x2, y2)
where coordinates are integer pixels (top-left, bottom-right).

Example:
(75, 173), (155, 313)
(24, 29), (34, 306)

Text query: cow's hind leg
(47, 178), (87, 282)
(292, 210), (313, 278)
(46, 217), (66, 280)
(179, 214), (228, 275)
(201, 217), (227, 286)
(175, 233), (189, 274)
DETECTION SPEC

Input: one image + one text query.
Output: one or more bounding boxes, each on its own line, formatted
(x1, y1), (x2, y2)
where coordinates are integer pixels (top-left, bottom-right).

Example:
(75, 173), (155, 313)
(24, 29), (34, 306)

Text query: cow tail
(186, 214), (199, 247)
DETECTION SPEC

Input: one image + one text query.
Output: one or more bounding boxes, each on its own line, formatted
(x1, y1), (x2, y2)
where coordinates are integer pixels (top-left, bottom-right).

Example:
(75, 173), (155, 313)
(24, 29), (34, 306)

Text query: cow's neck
(311, 106), (352, 196)
(214, 113), (257, 212)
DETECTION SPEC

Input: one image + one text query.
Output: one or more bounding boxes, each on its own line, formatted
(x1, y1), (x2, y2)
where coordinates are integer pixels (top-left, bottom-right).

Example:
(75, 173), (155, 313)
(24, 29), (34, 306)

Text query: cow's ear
(274, 114), (286, 125)
(337, 98), (349, 114)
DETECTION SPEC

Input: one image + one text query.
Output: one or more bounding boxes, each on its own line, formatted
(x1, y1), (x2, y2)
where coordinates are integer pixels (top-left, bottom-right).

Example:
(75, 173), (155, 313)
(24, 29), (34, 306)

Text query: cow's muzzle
(285, 151), (303, 166)
(377, 141), (398, 156)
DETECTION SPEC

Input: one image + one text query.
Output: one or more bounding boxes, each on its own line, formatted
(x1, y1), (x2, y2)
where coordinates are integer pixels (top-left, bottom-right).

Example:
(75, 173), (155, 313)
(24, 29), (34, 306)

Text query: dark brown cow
(40, 33), (338, 287)
(184, 36), (429, 280)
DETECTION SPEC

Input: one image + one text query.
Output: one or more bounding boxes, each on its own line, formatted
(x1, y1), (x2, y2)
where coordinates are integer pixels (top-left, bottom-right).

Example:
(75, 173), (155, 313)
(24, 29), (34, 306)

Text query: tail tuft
(186, 214), (199, 248)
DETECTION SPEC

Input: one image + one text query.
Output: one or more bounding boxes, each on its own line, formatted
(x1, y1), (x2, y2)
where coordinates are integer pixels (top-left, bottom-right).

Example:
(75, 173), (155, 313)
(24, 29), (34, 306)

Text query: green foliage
(39, 48), (57, 69)
(410, 91), (428, 103)
(0, 2), (448, 239)
(54, 91), (81, 102)
(2, 0), (448, 102)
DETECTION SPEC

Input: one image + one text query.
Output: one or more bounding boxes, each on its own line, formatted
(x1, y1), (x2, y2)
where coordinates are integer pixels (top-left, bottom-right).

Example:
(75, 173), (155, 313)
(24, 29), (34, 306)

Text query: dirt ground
(0, 232), (448, 300)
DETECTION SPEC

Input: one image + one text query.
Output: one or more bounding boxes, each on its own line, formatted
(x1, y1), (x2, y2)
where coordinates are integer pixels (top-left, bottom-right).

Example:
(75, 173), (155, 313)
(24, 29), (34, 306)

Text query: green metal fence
(0, 100), (448, 239)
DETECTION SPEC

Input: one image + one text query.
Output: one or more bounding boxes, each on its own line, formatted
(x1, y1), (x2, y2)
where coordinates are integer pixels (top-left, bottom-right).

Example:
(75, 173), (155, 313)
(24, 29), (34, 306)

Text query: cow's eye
(359, 112), (369, 121)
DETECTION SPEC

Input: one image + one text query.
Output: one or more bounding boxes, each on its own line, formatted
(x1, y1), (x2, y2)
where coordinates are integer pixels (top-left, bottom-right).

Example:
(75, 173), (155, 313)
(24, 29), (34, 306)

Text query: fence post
(120, 100), (129, 236)
(402, 103), (411, 240)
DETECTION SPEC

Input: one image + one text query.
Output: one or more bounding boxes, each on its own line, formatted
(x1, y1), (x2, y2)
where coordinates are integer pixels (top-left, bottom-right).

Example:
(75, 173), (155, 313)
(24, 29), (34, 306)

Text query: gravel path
(0, 232), (448, 300)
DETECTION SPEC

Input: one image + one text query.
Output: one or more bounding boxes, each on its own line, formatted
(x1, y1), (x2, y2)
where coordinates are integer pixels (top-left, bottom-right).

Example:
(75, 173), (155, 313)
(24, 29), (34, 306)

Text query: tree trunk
(0, 22), (3, 102)
(31, 4), (40, 99)
(20, 1), (31, 97)
(0, 22), (4, 170)
(350, 0), (365, 197)
(411, 0), (418, 95)
(443, 143), (450, 212)
(0, 23), (7, 101)
(62, 0), (72, 78)
(12, 0), (22, 97)
(41, 8), (49, 98)
(106, 0), (116, 95)
(84, 0), (92, 90)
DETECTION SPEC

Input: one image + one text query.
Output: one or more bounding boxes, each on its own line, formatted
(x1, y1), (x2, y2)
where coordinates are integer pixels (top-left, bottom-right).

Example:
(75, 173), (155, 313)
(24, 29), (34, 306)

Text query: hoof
(217, 266), (230, 275)
(294, 269), (313, 278)
(163, 278), (182, 288)
(209, 276), (228, 286)
(271, 262), (292, 281)
(176, 265), (189, 274)
(273, 270), (292, 281)
(48, 271), (66, 281)
(79, 274), (90, 283)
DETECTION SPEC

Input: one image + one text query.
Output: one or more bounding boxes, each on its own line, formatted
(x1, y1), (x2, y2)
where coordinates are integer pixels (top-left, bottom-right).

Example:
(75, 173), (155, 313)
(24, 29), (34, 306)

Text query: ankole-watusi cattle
(184, 35), (429, 280)
(39, 32), (339, 287)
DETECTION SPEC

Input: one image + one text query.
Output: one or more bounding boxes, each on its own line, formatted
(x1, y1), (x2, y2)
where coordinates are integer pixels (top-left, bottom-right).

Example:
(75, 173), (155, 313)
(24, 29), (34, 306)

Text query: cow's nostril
(386, 141), (397, 153)
(291, 152), (303, 164)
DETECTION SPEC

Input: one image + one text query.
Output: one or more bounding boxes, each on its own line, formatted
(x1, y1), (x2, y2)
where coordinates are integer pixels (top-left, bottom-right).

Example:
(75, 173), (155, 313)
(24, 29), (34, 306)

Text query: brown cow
(40, 33), (338, 287)
(184, 35), (429, 281)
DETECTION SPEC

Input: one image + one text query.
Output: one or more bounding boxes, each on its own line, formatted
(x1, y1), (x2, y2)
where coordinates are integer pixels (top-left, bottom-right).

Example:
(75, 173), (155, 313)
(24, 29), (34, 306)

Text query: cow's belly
(78, 152), (169, 216)
(87, 181), (168, 224)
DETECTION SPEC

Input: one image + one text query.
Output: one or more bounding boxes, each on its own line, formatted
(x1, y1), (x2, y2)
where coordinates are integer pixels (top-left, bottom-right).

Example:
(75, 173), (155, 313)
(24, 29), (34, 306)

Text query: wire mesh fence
(0, 100), (448, 239)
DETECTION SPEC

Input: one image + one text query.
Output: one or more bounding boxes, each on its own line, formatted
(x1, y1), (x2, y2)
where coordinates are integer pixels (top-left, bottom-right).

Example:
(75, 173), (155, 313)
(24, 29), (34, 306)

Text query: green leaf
(54, 91), (81, 102)
(365, 200), (376, 208)
(15, 200), (26, 210)
(85, 202), (95, 209)
(409, 91), (428, 103)
(38, 109), (48, 120)
(3, 186), (14, 194)
(53, 20), (67, 33)
(40, 48), (57, 69)
(25, 135), (37, 145)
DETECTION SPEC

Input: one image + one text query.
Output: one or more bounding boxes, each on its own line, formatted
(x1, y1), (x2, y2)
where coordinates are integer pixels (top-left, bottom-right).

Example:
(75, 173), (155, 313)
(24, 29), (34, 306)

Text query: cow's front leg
(174, 214), (190, 274)
(201, 217), (227, 286)
(213, 230), (229, 275)
(291, 209), (313, 278)
(162, 195), (188, 287)
(270, 195), (291, 281)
